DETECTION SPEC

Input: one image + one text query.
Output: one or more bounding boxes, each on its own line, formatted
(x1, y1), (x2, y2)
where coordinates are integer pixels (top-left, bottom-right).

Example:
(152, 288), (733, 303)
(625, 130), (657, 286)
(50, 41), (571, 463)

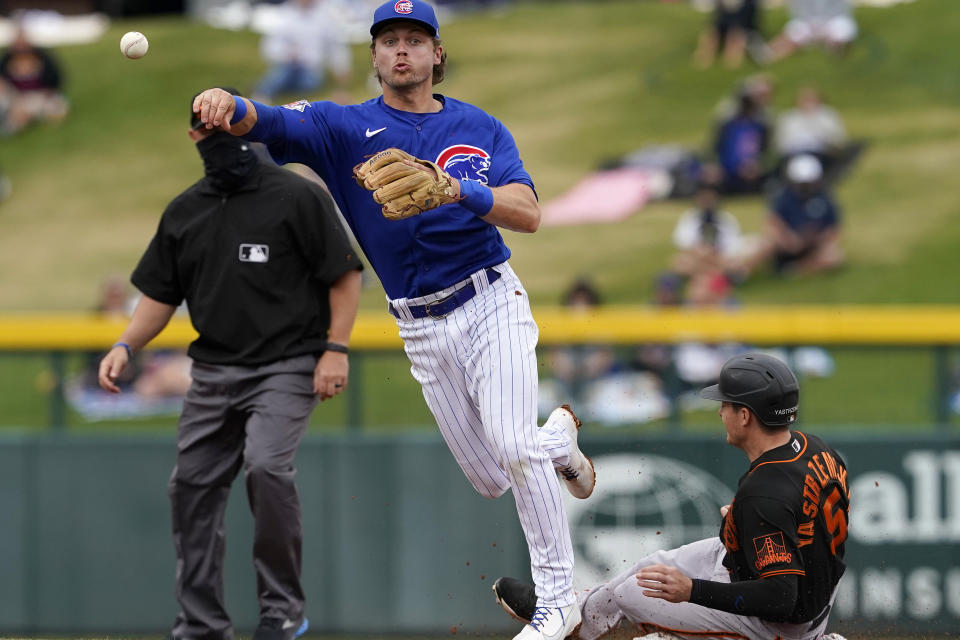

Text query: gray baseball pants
(169, 355), (317, 640)
(577, 537), (836, 640)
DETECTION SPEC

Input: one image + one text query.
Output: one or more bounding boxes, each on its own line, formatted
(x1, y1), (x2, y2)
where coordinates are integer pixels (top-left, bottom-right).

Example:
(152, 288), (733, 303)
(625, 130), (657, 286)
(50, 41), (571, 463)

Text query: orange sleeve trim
(759, 569), (805, 578)
(748, 431), (807, 477)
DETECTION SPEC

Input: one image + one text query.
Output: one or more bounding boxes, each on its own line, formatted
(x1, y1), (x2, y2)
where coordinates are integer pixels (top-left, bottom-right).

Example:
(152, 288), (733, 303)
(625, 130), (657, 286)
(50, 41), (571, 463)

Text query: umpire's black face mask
(196, 131), (257, 191)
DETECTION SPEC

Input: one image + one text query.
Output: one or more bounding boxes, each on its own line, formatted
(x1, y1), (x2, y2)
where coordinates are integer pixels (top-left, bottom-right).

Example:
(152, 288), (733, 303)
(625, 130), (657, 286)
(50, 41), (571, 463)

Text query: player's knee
(613, 580), (651, 621)
(641, 548), (675, 567)
(170, 455), (235, 488)
(243, 457), (295, 483)
(463, 468), (510, 499)
(500, 452), (532, 483)
(475, 482), (509, 499)
(490, 435), (527, 467)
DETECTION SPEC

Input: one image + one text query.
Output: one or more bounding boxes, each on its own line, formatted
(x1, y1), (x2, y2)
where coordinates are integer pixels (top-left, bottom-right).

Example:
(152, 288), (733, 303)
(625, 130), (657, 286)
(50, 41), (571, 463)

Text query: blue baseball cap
(370, 0), (439, 38)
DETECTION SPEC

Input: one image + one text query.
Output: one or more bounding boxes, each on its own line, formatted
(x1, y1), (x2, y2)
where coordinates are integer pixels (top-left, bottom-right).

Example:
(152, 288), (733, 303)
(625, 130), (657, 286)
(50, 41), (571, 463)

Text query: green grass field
(0, 1), (958, 431)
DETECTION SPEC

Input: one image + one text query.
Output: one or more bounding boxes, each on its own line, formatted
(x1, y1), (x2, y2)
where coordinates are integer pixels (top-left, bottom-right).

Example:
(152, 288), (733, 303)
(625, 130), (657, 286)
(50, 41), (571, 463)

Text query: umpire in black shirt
(99, 89), (363, 640)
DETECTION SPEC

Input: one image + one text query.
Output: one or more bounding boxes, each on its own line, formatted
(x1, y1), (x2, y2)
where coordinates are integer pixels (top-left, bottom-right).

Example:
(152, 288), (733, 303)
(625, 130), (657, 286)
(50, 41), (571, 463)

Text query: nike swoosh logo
(282, 620), (297, 630)
(365, 127), (387, 138)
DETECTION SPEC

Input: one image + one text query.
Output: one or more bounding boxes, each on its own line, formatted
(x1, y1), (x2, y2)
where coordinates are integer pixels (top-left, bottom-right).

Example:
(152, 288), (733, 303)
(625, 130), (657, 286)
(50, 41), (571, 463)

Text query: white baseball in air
(120, 31), (149, 59)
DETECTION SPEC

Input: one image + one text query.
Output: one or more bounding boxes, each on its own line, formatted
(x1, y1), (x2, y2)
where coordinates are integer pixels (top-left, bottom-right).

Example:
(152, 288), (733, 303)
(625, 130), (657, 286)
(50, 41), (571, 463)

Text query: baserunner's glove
(353, 148), (460, 220)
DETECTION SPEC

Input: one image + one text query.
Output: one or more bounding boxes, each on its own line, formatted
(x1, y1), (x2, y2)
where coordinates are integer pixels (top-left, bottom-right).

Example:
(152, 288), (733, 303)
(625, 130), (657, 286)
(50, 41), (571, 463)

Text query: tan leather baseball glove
(353, 148), (460, 220)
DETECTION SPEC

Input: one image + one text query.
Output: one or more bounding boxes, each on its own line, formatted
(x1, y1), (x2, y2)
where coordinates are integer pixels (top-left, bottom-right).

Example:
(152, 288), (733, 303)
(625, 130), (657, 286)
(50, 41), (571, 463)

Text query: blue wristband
(457, 180), (495, 217)
(229, 96), (247, 125)
(113, 342), (134, 359)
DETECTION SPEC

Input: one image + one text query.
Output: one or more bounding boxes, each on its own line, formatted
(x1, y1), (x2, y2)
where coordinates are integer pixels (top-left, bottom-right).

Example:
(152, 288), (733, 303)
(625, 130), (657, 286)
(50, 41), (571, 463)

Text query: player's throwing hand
(637, 564), (694, 603)
(192, 88), (236, 131)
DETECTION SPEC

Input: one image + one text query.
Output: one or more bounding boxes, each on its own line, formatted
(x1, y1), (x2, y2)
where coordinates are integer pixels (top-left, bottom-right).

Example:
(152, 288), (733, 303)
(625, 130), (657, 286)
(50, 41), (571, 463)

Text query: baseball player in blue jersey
(193, 2), (594, 638)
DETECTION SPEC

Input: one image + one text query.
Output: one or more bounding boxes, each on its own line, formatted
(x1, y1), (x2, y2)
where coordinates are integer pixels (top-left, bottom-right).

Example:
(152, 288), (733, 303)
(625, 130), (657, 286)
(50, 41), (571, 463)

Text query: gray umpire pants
(169, 355), (318, 640)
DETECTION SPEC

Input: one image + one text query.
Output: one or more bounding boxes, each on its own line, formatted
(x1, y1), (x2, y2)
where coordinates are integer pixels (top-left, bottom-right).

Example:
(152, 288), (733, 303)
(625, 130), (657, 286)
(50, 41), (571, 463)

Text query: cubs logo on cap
(437, 145), (491, 185)
(371, 0), (439, 37)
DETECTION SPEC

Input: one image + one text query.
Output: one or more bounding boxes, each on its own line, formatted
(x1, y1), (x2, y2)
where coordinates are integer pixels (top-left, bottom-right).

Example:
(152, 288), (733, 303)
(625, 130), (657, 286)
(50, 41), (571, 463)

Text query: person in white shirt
(769, 0), (858, 61)
(253, 0), (353, 103)
(671, 182), (744, 279)
(775, 87), (846, 158)
(774, 86), (865, 187)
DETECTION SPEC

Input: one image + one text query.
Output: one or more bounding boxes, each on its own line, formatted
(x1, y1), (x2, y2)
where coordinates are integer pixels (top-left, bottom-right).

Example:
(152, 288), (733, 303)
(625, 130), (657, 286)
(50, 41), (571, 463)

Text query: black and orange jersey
(720, 430), (850, 623)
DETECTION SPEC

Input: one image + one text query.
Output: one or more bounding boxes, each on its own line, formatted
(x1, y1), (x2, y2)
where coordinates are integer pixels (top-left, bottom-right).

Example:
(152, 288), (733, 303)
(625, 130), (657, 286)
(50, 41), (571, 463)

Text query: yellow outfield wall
(2, 305), (960, 349)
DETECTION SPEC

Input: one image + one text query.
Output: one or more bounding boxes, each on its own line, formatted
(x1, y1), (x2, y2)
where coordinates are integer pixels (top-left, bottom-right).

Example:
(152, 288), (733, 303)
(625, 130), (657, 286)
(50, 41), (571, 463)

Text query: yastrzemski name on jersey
(721, 431), (850, 623)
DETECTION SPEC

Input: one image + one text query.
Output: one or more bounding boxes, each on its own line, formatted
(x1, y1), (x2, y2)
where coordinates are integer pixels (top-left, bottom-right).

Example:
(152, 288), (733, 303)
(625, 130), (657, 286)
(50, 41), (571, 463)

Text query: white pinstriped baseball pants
(390, 262), (576, 608)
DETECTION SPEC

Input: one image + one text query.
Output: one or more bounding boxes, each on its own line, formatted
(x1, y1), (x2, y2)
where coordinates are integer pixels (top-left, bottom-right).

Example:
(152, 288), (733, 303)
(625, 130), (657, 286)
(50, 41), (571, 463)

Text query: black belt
(389, 268), (501, 320)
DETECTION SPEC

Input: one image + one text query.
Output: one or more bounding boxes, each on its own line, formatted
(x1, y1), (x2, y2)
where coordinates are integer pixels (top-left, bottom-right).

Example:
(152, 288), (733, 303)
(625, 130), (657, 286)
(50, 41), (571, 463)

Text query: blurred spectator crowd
(693, 0), (859, 69)
(0, 16), (70, 201)
(67, 276), (192, 421)
(539, 0), (874, 426)
(1, 0), (923, 426)
(537, 274), (836, 427)
(0, 21), (67, 137)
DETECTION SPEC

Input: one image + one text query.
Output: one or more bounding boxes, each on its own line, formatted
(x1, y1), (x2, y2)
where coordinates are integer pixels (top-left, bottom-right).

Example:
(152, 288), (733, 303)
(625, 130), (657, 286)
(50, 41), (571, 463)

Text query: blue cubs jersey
(244, 95), (535, 300)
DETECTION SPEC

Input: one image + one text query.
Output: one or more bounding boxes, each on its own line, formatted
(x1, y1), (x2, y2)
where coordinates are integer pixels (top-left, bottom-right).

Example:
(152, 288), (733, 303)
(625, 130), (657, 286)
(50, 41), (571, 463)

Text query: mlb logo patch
(395, 0), (413, 14)
(239, 244), (269, 263)
(281, 99), (310, 112)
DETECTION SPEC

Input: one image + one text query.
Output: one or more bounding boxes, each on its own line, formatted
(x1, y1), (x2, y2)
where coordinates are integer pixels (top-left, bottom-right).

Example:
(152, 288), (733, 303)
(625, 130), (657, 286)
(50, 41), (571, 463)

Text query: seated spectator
(629, 272), (684, 391)
(0, 165), (10, 202)
(670, 181), (745, 279)
(546, 278), (618, 406)
(769, 0), (858, 61)
(0, 22), (68, 136)
(692, 0), (765, 69)
(774, 86), (866, 186)
(686, 269), (737, 307)
(741, 154), (845, 277)
(710, 89), (771, 195)
(539, 278), (671, 425)
(629, 271), (742, 414)
(67, 276), (192, 421)
(252, 0), (353, 104)
(951, 361), (960, 416)
(713, 73), (776, 128)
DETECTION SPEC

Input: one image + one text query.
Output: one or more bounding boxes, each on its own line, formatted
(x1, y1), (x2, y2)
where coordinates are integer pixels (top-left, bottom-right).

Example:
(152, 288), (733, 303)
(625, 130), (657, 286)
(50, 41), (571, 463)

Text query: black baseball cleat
(492, 576), (537, 623)
(252, 616), (309, 640)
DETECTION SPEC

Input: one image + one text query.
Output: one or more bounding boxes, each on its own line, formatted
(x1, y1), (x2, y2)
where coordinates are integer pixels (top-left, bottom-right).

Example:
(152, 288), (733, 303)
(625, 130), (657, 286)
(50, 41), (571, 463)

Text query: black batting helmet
(700, 353), (799, 427)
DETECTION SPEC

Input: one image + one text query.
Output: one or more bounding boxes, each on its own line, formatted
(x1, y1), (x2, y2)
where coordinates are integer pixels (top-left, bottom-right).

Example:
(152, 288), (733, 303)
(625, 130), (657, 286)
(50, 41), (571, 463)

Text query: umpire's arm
(314, 269), (362, 400)
(98, 295), (177, 393)
(326, 269), (362, 349)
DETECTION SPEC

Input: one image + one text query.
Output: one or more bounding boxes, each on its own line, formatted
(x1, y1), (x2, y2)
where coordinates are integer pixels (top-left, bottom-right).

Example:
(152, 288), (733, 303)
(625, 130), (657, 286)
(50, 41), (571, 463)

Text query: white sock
(539, 415), (571, 469)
